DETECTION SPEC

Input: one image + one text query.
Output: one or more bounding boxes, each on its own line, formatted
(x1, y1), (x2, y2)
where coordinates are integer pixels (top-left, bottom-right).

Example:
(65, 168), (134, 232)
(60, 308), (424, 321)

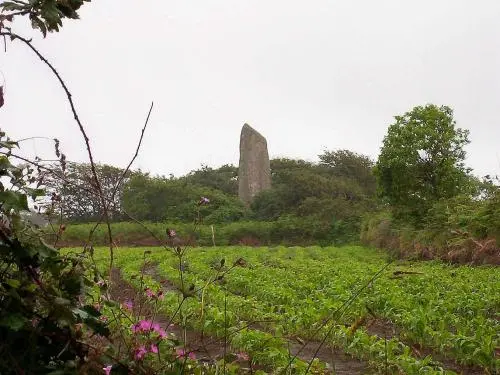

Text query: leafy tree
(122, 172), (246, 223)
(43, 162), (129, 222)
(183, 164), (238, 196)
(250, 187), (289, 220)
(252, 156), (375, 234)
(374, 104), (473, 224)
(319, 149), (377, 196)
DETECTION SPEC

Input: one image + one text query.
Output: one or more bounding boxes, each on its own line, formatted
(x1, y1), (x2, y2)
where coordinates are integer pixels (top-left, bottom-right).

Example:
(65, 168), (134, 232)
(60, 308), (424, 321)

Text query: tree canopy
(374, 104), (473, 223)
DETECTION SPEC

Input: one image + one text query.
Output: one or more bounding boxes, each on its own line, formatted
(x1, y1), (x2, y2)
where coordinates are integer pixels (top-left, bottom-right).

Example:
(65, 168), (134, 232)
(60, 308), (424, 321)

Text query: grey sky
(1, 0), (499, 178)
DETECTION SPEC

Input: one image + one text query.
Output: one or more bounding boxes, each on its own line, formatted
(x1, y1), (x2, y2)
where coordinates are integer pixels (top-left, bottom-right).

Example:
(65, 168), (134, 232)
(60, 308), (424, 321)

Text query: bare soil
(287, 338), (368, 375)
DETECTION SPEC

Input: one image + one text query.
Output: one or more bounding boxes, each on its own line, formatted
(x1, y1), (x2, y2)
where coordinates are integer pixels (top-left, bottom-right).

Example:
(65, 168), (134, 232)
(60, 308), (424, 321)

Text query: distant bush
(57, 216), (361, 248)
(360, 191), (500, 264)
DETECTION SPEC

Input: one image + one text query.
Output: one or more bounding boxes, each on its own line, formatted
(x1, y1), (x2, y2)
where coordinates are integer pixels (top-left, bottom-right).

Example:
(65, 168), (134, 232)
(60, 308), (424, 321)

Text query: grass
(88, 245), (499, 374)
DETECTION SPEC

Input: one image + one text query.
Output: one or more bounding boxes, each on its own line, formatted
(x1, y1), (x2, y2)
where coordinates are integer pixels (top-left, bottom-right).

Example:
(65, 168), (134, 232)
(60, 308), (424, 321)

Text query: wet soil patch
(287, 338), (368, 375)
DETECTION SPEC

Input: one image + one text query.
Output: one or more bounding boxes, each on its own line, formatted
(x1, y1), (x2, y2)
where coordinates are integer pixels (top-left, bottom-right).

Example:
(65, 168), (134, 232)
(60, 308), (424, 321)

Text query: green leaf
(80, 304), (101, 317)
(72, 308), (89, 320)
(0, 155), (13, 171)
(5, 278), (20, 288)
(0, 190), (29, 211)
(0, 2), (25, 12)
(102, 299), (118, 308)
(30, 15), (48, 37)
(84, 318), (110, 337)
(54, 297), (71, 306)
(0, 313), (26, 331)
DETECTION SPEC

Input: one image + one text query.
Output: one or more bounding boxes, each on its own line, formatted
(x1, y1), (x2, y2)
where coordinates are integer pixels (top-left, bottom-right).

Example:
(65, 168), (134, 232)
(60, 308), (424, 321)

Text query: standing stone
(238, 123), (271, 206)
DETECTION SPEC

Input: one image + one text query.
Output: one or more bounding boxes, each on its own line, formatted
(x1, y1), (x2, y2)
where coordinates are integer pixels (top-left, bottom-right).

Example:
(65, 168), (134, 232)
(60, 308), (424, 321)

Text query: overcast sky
(1, 0), (499, 178)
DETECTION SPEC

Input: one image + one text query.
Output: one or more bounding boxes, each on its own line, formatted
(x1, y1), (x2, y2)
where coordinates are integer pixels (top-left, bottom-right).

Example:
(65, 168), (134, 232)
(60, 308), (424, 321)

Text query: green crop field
(88, 245), (499, 374)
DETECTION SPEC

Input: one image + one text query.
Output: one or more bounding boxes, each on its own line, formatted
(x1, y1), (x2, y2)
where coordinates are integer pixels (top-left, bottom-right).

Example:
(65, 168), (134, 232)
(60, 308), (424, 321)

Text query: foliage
(374, 104), (473, 225)
(0, 0), (91, 37)
(58, 216), (361, 247)
(182, 164), (238, 196)
(43, 162), (129, 222)
(0, 131), (110, 373)
(121, 172), (246, 224)
(319, 148), (377, 196)
(248, 154), (377, 242)
(361, 188), (500, 262)
(90, 245), (500, 374)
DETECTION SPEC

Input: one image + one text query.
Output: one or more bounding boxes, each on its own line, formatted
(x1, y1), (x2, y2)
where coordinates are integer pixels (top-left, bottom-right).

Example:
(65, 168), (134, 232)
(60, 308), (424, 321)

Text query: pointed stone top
(241, 123), (266, 140)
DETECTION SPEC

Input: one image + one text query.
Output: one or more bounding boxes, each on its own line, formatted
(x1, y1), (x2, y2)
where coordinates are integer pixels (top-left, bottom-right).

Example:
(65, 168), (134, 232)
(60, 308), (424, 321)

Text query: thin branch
(87, 101), (154, 252)
(15, 136), (53, 143)
(113, 101), (153, 197)
(1, 31), (114, 267)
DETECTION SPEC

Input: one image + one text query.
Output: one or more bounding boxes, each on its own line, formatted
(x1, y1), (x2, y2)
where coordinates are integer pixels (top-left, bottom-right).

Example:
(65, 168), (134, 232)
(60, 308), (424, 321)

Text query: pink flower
(135, 346), (148, 360)
(145, 288), (155, 298)
(137, 320), (153, 331)
(176, 348), (196, 360)
(151, 322), (167, 338)
(156, 327), (168, 338)
(131, 321), (149, 333)
(236, 352), (250, 361)
(131, 320), (168, 338)
(167, 228), (177, 238)
(150, 344), (158, 353)
(123, 300), (133, 311)
(157, 290), (164, 300)
(103, 365), (112, 375)
(99, 315), (108, 322)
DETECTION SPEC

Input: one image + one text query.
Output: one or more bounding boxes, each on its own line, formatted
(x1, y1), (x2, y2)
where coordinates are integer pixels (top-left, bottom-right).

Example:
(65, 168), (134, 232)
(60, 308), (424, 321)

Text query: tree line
(43, 104), (500, 252)
(44, 149), (377, 229)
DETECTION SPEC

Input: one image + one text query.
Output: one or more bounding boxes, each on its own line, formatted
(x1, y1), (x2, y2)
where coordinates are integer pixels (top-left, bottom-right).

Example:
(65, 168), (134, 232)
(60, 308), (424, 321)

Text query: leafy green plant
(0, 131), (110, 373)
(1, 0), (91, 37)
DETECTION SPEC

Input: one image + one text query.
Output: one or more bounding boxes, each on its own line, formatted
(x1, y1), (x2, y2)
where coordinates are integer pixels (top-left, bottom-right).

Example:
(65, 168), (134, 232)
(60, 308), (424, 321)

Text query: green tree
(374, 104), (473, 224)
(122, 172), (246, 223)
(252, 156), (374, 226)
(183, 164), (238, 196)
(43, 162), (129, 222)
(319, 149), (376, 196)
